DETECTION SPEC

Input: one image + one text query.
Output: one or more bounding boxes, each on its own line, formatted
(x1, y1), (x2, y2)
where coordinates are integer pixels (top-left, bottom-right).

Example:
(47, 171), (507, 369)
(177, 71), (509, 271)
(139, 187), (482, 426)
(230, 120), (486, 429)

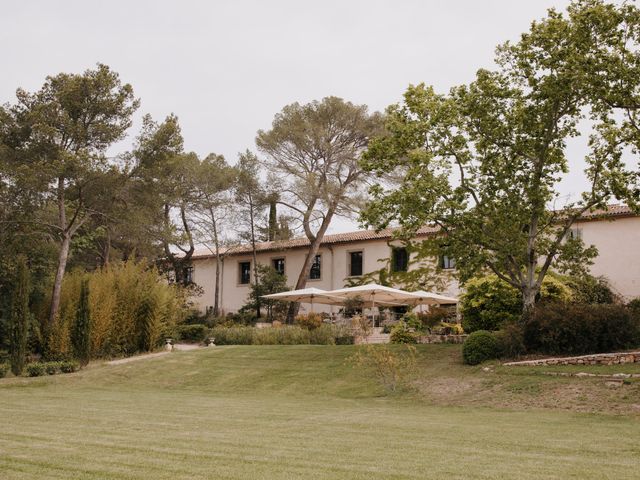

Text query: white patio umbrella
(262, 287), (342, 312)
(326, 283), (423, 326)
(408, 290), (458, 305)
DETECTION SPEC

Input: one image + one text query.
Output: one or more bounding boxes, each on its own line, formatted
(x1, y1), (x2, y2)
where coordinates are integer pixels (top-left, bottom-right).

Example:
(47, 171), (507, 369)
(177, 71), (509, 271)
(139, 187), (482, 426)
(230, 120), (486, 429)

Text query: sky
(2, 0), (599, 234)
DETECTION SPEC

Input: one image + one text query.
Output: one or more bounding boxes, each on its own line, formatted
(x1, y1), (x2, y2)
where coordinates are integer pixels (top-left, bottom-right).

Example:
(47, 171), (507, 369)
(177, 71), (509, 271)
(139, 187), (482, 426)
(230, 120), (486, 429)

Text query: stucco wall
(574, 216), (640, 301)
(190, 215), (640, 314)
(192, 238), (459, 314)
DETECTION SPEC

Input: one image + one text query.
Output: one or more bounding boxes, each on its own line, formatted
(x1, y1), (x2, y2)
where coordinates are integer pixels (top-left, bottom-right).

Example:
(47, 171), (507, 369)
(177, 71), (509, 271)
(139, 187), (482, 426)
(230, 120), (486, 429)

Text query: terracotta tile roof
(577, 204), (635, 219)
(192, 225), (439, 259)
(191, 204), (637, 260)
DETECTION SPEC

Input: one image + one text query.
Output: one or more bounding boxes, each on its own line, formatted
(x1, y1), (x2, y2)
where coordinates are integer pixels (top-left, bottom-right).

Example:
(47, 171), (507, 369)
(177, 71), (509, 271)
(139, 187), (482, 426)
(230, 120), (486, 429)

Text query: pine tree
(71, 279), (91, 366)
(9, 256), (30, 376)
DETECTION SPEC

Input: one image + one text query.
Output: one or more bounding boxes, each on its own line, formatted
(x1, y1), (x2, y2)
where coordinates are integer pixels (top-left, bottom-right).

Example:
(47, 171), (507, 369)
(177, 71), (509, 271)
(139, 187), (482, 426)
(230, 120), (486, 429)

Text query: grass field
(1, 345), (639, 479)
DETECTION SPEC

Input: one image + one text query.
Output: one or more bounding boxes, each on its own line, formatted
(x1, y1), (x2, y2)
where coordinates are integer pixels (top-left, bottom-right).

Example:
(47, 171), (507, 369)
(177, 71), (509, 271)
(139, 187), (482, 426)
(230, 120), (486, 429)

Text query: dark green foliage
(241, 265), (289, 321)
(71, 279), (91, 366)
(59, 360), (80, 373)
(334, 334), (355, 345)
(25, 362), (46, 377)
(627, 298), (640, 314)
(494, 323), (526, 359)
(9, 256), (30, 376)
(45, 362), (60, 375)
(390, 323), (418, 344)
(135, 291), (160, 352)
(566, 275), (617, 304)
(0, 363), (8, 378)
(460, 275), (572, 333)
(175, 324), (209, 342)
(524, 303), (640, 356)
(463, 331), (500, 365)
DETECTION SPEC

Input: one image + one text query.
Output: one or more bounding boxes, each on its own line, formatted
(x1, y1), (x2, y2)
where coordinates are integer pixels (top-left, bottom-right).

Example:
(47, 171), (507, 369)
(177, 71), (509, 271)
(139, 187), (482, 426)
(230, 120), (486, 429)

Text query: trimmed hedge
(462, 330), (500, 365)
(175, 324), (209, 343)
(524, 302), (640, 356)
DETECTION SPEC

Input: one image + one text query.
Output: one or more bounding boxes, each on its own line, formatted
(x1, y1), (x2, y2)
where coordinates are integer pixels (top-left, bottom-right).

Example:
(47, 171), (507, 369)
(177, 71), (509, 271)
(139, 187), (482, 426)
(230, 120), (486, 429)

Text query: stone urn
(165, 338), (173, 351)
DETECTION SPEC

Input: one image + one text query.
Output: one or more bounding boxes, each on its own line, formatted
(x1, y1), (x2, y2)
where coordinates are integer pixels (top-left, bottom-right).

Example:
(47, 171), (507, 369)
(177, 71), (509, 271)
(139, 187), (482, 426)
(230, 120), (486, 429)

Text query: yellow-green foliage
(47, 261), (188, 359)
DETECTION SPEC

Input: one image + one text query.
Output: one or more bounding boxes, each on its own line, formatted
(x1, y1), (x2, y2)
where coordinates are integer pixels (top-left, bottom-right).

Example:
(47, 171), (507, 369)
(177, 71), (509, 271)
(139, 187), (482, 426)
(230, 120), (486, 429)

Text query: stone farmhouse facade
(188, 205), (640, 315)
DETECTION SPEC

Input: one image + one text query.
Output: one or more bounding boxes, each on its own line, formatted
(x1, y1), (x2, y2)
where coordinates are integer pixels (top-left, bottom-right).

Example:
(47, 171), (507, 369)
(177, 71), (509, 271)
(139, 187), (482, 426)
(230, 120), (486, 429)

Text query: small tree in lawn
(362, 1), (640, 322)
(9, 256), (30, 376)
(257, 97), (383, 321)
(71, 279), (91, 366)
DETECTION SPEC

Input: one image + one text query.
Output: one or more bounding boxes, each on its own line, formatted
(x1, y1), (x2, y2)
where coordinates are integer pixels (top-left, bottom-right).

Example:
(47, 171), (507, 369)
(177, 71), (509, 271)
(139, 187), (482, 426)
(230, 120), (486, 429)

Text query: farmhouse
(189, 204), (640, 314)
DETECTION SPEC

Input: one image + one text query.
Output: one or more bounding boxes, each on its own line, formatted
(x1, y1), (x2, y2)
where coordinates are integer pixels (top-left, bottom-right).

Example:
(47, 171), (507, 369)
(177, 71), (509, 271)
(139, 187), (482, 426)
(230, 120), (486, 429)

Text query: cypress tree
(9, 256), (30, 376)
(71, 279), (91, 366)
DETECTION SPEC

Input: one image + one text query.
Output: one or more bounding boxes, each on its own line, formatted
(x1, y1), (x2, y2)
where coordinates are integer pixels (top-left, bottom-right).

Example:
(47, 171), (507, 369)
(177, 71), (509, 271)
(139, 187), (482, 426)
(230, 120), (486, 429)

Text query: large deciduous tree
(361, 0), (640, 320)
(192, 153), (237, 317)
(0, 64), (138, 330)
(257, 97), (382, 320)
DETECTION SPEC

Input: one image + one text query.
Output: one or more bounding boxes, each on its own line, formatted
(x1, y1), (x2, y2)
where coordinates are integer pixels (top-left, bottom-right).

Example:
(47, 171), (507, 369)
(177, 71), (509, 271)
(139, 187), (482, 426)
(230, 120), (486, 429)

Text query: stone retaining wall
(418, 334), (468, 344)
(503, 351), (639, 367)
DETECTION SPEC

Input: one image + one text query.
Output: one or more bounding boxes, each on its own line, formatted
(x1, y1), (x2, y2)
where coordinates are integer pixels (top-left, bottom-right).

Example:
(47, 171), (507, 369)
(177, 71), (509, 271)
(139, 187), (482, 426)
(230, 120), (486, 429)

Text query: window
(349, 251), (363, 277)
(391, 247), (408, 272)
(568, 228), (583, 240)
(440, 255), (456, 270)
(183, 266), (194, 284)
(272, 258), (285, 276)
(239, 261), (251, 284)
(309, 255), (322, 280)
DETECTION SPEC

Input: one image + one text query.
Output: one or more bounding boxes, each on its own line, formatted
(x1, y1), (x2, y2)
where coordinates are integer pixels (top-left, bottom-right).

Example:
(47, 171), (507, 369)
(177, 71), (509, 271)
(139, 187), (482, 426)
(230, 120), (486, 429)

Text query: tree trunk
(248, 193), (260, 319)
(286, 205), (337, 323)
(48, 232), (71, 327)
(210, 207), (221, 317)
(521, 286), (537, 323)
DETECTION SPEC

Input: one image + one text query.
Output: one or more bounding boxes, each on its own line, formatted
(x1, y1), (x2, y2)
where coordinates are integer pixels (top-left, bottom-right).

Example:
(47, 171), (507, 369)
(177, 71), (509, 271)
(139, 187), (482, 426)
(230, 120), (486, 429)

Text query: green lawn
(1, 345), (639, 479)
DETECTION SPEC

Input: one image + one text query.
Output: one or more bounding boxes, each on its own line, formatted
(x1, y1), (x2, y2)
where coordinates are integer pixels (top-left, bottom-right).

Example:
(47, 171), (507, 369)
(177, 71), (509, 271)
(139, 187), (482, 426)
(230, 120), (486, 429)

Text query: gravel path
(106, 344), (202, 365)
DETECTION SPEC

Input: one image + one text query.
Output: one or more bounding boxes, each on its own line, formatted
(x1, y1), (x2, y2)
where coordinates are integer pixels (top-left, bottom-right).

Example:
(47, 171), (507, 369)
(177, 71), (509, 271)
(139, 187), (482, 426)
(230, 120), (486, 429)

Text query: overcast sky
(3, 0), (601, 233)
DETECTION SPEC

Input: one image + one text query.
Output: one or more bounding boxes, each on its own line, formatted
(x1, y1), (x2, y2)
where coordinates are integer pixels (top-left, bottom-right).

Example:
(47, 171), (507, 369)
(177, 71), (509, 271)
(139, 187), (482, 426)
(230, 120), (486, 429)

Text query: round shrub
(294, 313), (323, 330)
(462, 330), (499, 365)
(45, 362), (60, 375)
(175, 324), (209, 343)
(26, 362), (46, 377)
(59, 360), (80, 373)
(0, 363), (9, 378)
(390, 323), (418, 344)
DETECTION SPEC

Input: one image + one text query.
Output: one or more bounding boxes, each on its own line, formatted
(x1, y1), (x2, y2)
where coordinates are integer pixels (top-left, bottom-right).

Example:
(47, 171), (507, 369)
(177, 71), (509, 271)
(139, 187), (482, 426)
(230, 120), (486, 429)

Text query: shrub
(524, 302), (640, 356)
(210, 326), (254, 345)
(0, 363), (9, 378)
(176, 324), (209, 343)
(390, 323), (418, 344)
(418, 308), (455, 330)
(335, 333), (355, 345)
(26, 362), (46, 377)
(349, 344), (417, 392)
(628, 297), (640, 313)
(45, 361), (60, 375)
(71, 279), (91, 366)
(463, 330), (499, 365)
(350, 315), (373, 339)
(401, 312), (422, 331)
(494, 322), (526, 358)
(59, 360), (80, 373)
(461, 274), (573, 333)
(565, 275), (617, 304)
(294, 313), (323, 330)
(431, 322), (464, 335)
(43, 260), (189, 360)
